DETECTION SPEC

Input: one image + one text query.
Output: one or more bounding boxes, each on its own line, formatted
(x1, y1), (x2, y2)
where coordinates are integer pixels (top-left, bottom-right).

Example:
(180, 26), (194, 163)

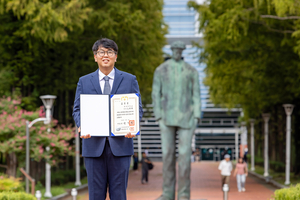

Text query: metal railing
(141, 118), (238, 126)
(19, 168), (35, 195)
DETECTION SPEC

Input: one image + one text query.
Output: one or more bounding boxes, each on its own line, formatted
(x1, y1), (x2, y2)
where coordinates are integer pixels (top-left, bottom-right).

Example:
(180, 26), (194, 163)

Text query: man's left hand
(125, 132), (136, 138)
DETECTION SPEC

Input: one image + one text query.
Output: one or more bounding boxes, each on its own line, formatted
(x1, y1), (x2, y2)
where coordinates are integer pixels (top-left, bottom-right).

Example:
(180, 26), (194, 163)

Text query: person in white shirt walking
(218, 154), (233, 190)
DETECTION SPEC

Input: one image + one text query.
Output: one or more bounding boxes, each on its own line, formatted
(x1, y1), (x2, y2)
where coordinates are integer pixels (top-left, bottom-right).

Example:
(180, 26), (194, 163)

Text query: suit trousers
(84, 140), (131, 200)
(159, 120), (196, 200)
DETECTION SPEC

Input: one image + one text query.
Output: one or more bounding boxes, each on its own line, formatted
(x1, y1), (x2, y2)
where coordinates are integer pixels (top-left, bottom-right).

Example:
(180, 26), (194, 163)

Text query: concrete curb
(248, 170), (288, 189)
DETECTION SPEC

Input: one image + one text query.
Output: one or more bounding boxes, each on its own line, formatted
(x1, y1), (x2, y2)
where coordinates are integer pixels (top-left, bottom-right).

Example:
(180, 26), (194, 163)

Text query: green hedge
(0, 192), (35, 200)
(274, 184), (300, 200)
(252, 156), (285, 172)
(40, 167), (87, 186)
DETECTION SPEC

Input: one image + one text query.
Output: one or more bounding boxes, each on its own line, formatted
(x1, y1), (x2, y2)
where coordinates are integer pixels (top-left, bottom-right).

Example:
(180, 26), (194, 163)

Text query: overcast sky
(195, 0), (206, 4)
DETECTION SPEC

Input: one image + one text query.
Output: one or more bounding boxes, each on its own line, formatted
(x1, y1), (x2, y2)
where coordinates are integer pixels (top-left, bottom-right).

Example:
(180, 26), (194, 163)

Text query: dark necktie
(103, 76), (110, 94)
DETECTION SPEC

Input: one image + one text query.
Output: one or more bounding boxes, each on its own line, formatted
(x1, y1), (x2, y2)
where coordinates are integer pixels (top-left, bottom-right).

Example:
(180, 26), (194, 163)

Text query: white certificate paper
(80, 95), (110, 136)
(110, 94), (140, 136)
(80, 93), (140, 137)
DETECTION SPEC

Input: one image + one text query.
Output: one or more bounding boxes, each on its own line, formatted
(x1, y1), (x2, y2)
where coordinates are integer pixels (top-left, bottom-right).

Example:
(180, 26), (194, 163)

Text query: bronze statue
(152, 41), (201, 200)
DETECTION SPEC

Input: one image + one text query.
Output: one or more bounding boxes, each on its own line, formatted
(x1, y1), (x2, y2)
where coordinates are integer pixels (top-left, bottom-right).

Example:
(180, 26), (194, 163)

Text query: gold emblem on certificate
(110, 93), (140, 136)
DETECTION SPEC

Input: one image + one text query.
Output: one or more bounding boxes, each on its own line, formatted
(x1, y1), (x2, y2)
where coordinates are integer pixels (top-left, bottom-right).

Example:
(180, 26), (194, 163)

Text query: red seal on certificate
(129, 120), (135, 126)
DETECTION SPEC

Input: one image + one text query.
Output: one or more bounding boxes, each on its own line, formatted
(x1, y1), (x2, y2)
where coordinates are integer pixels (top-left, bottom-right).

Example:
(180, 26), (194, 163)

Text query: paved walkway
(78, 162), (277, 200)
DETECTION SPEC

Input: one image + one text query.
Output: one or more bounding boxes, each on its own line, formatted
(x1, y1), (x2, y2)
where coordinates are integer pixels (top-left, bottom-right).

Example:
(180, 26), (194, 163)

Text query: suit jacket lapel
(111, 67), (123, 94)
(90, 69), (102, 94)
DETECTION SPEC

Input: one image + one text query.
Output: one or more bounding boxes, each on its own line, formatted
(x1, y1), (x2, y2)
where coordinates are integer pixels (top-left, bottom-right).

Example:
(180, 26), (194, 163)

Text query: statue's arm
(151, 68), (162, 121)
(193, 71), (201, 120)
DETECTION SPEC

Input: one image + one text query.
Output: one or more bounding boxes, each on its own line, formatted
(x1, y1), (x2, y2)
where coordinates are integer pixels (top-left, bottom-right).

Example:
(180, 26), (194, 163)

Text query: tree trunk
(6, 153), (17, 177)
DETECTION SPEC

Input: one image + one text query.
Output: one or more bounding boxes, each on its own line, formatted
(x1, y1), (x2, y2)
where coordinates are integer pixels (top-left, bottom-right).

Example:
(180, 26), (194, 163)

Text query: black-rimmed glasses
(96, 50), (116, 57)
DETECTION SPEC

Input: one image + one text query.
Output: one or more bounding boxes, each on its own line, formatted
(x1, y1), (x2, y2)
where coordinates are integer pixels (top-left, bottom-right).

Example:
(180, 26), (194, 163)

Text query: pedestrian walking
(243, 148), (248, 163)
(133, 152), (138, 171)
(195, 148), (200, 162)
(191, 151), (195, 163)
(141, 152), (151, 184)
(218, 154), (232, 190)
(234, 157), (248, 192)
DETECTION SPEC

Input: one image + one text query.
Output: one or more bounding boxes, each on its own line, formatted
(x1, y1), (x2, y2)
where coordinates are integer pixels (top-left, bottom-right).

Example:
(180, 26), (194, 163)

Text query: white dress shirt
(99, 68), (115, 93)
(218, 160), (233, 176)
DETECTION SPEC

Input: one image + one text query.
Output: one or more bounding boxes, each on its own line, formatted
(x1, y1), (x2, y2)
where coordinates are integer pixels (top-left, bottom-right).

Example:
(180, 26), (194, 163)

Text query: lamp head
(40, 95), (56, 109)
(40, 95), (56, 124)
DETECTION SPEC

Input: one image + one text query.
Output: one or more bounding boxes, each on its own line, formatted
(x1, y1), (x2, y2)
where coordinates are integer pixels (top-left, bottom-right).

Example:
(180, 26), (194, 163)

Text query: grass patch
(252, 165), (299, 186)
(39, 187), (66, 200)
(63, 177), (88, 189)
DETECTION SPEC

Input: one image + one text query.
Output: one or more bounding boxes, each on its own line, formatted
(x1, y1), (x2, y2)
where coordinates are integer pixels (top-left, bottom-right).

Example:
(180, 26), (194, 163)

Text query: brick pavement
(78, 161), (276, 200)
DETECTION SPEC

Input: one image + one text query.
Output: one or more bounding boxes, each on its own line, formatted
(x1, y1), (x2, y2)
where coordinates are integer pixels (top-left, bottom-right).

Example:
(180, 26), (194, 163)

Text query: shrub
(40, 167), (87, 186)
(0, 176), (23, 192)
(0, 191), (35, 200)
(274, 184), (300, 200)
(252, 156), (285, 172)
(270, 160), (285, 172)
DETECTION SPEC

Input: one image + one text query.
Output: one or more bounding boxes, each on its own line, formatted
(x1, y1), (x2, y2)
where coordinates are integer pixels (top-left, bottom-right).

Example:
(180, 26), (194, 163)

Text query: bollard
(71, 188), (78, 200)
(223, 184), (229, 200)
(35, 190), (42, 200)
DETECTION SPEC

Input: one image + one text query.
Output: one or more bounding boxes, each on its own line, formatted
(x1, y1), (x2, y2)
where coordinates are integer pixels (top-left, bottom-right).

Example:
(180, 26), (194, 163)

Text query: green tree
(189, 0), (300, 173)
(0, 96), (75, 177)
(0, 0), (167, 124)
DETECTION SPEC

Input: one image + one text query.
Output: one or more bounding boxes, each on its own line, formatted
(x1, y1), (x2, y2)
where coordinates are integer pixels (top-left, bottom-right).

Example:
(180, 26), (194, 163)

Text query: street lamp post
(262, 113), (270, 177)
(75, 125), (81, 186)
(283, 104), (294, 185)
(25, 95), (56, 194)
(41, 95), (57, 198)
(249, 119), (255, 171)
(137, 134), (142, 162)
(235, 125), (239, 162)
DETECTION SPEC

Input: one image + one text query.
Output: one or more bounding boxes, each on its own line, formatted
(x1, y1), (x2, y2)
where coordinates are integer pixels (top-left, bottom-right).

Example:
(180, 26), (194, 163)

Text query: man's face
(172, 48), (183, 61)
(225, 158), (230, 162)
(94, 47), (117, 71)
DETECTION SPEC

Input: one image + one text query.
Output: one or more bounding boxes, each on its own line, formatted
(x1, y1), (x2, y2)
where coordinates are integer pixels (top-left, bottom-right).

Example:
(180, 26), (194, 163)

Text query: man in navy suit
(72, 38), (143, 200)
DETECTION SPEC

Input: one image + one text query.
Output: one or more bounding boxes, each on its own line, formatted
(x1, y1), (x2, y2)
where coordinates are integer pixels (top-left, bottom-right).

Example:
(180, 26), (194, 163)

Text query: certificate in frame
(110, 93), (140, 136)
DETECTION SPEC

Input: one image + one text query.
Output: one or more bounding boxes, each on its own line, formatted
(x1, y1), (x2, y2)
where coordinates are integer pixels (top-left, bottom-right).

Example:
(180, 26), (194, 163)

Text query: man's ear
(94, 54), (97, 62)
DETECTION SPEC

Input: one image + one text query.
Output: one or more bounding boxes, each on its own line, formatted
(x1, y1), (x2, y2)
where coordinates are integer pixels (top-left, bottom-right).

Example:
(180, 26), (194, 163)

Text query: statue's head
(171, 41), (186, 61)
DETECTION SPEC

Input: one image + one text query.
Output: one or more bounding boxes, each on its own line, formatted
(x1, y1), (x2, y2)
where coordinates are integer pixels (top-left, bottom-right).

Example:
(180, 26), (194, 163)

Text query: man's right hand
(80, 134), (91, 139)
(78, 127), (92, 139)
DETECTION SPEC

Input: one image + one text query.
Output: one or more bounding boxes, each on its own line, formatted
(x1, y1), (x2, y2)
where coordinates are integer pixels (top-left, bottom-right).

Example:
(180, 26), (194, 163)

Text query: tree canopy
(0, 0), (167, 123)
(188, 0), (300, 174)
(188, 0), (300, 118)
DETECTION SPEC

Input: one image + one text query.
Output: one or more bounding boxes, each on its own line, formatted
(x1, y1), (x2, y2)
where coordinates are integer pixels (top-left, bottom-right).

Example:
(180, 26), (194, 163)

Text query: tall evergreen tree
(189, 0), (300, 173)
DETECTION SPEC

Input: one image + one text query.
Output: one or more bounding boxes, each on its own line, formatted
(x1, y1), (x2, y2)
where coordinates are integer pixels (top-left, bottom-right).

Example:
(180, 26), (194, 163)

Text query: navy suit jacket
(72, 68), (143, 157)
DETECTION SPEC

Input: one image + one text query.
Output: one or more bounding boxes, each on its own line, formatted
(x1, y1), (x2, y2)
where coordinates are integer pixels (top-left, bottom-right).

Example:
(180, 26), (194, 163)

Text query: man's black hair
(92, 38), (118, 54)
